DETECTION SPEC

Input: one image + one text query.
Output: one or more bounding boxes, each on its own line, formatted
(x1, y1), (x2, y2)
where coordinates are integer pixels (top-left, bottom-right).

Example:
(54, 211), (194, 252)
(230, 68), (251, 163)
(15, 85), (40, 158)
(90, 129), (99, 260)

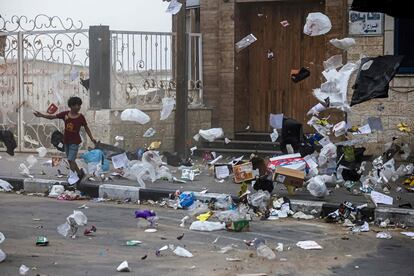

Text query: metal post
(17, 31), (24, 151)
(174, 0), (188, 157)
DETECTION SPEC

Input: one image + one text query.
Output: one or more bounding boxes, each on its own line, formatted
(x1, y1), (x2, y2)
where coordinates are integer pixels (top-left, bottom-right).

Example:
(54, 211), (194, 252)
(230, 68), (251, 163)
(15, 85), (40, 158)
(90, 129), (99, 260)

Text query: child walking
(34, 96), (97, 183)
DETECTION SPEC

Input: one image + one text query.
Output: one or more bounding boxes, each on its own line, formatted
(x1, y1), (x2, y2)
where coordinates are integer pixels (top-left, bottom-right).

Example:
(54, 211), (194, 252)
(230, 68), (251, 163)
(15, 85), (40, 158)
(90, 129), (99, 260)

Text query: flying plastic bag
(120, 108), (150, 124)
(160, 97), (175, 120)
(36, 146), (47, 158)
(235, 34), (257, 52)
(330, 38), (356, 50)
(323, 55), (343, 71)
(199, 128), (224, 142)
(303, 12), (332, 36)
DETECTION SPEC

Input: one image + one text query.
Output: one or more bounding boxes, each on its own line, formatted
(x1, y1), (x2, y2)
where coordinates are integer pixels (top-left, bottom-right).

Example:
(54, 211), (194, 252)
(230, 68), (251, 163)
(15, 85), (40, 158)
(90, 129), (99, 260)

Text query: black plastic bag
(0, 130), (17, 156)
(351, 55), (404, 106)
(51, 130), (65, 152)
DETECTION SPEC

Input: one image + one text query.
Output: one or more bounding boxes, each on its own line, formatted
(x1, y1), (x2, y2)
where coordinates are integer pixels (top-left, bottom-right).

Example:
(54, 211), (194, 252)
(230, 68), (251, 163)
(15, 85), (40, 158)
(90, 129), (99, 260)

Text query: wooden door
(238, 0), (326, 132)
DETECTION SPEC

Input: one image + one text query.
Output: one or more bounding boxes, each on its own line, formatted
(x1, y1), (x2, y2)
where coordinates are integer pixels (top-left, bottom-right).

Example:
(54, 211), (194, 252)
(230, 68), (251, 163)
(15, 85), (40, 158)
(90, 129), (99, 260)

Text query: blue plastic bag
(179, 192), (194, 208)
(81, 149), (109, 171)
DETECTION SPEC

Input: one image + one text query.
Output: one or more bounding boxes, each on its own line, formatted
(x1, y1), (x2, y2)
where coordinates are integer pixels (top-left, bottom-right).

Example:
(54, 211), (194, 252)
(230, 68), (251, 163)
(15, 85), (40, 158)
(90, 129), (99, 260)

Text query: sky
(0, 0), (172, 32)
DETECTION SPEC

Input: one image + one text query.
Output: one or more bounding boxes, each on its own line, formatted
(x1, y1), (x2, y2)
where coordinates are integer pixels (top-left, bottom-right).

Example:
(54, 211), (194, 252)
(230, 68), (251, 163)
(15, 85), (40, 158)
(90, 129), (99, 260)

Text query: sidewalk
(1, 152), (414, 209)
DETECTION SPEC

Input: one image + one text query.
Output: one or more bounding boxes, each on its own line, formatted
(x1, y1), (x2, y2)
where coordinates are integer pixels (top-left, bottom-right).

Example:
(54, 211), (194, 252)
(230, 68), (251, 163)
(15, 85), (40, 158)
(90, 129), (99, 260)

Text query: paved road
(1, 153), (414, 208)
(0, 193), (413, 275)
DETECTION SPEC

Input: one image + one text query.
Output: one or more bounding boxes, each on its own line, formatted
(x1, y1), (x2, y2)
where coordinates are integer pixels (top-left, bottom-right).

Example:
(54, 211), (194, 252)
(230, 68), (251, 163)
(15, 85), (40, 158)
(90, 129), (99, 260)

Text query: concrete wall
(85, 108), (212, 152)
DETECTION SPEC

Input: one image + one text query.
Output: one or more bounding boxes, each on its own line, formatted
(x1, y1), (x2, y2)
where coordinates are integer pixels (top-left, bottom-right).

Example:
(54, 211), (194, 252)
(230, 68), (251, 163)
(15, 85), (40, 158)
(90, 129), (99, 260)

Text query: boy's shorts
(65, 144), (79, 161)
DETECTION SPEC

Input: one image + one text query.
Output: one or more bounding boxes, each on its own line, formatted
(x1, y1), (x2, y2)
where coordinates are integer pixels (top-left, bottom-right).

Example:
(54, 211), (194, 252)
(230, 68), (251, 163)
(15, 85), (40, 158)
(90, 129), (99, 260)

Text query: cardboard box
(233, 162), (255, 183)
(273, 166), (304, 188)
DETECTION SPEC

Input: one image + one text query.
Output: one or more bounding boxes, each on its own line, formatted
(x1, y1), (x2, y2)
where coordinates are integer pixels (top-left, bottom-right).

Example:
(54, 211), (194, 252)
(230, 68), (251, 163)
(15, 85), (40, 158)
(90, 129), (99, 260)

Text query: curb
(1, 176), (413, 227)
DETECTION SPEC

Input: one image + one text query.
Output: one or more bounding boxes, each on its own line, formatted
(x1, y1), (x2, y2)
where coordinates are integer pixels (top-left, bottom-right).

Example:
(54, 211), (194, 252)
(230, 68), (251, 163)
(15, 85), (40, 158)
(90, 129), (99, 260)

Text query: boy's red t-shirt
(56, 111), (87, 145)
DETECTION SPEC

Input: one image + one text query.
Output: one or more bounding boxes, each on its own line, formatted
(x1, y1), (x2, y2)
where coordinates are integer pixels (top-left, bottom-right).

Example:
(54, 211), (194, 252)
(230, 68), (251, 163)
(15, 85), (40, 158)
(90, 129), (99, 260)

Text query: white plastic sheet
(330, 38), (356, 50)
(199, 128), (224, 142)
(160, 97), (175, 120)
(303, 12), (332, 36)
(189, 221), (226, 232)
(120, 108), (150, 124)
(296, 240), (323, 250)
(0, 179), (13, 192)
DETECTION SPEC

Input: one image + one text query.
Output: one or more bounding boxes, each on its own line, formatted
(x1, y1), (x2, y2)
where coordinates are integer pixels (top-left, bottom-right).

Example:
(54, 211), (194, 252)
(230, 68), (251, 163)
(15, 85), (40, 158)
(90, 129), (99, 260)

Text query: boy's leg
(68, 160), (81, 175)
(65, 144), (82, 176)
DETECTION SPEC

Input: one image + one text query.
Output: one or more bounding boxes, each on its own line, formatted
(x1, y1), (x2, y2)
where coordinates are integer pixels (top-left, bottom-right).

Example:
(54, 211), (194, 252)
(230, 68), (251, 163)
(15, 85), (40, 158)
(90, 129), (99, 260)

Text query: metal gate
(0, 15), (89, 152)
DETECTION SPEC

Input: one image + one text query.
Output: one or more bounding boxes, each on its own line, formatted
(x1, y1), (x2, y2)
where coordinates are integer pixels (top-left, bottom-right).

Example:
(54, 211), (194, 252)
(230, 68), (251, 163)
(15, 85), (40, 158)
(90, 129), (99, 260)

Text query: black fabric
(351, 0), (412, 19)
(341, 168), (361, 182)
(252, 176), (274, 194)
(0, 130), (17, 156)
(281, 118), (303, 153)
(51, 130), (65, 152)
(291, 67), (310, 83)
(80, 78), (90, 90)
(351, 55), (404, 106)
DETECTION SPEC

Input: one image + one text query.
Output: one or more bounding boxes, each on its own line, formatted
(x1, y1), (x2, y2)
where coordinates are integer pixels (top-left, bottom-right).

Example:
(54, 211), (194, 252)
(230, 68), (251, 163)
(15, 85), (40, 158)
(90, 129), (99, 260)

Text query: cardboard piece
(233, 162), (255, 183)
(273, 166), (305, 188)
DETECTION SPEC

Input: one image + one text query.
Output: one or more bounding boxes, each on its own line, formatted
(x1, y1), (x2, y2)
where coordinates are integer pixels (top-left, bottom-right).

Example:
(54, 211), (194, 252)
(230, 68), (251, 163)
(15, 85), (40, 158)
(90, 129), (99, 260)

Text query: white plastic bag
(303, 12), (332, 36)
(333, 121), (347, 137)
(198, 128), (224, 142)
(330, 38), (356, 50)
(69, 210), (88, 226)
(120, 108), (150, 124)
(257, 244), (276, 260)
(160, 97), (175, 120)
(116, 260), (130, 272)
(143, 127), (156, 138)
(26, 155), (38, 168)
(36, 146), (47, 158)
(49, 185), (65, 197)
(0, 179), (13, 192)
(189, 221), (225, 232)
(307, 175), (328, 197)
(318, 143), (337, 166)
(19, 264), (30, 275)
(323, 55), (343, 70)
(173, 246), (193, 257)
(57, 222), (71, 237)
(270, 129), (279, 142)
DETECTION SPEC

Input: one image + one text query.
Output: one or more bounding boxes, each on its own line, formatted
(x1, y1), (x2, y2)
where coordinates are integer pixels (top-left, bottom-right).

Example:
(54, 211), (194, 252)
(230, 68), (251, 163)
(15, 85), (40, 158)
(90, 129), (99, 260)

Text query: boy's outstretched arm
(84, 125), (97, 144)
(33, 111), (57, 120)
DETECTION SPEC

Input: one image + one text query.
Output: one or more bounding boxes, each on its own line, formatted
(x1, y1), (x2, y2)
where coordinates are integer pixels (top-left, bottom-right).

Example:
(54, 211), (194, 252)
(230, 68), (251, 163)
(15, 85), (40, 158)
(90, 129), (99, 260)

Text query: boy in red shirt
(34, 97), (96, 183)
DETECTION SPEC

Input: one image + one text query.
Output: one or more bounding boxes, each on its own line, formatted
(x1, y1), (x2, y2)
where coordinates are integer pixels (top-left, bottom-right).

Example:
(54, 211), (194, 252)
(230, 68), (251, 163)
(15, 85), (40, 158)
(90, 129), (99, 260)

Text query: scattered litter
(224, 137), (231, 144)
(303, 12), (332, 36)
(126, 240), (142, 246)
(235, 34), (257, 52)
(120, 108), (150, 124)
(292, 211), (314, 220)
(199, 128), (224, 142)
(256, 243), (276, 260)
(0, 179), (13, 192)
(166, 0), (182, 15)
(179, 216), (190, 227)
(144, 228), (157, 233)
(48, 185), (65, 198)
(160, 97), (175, 120)
(329, 38), (356, 50)
(400, 232), (414, 238)
(189, 221), (226, 232)
(173, 246), (193, 258)
(351, 221), (369, 233)
(280, 20), (289, 27)
(117, 260), (130, 272)
(143, 127), (156, 138)
(226, 257), (242, 262)
(275, 243), (284, 252)
(19, 264), (30, 275)
(376, 232), (392, 239)
(296, 240), (323, 250)
(35, 236), (49, 246)
(36, 146), (47, 158)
